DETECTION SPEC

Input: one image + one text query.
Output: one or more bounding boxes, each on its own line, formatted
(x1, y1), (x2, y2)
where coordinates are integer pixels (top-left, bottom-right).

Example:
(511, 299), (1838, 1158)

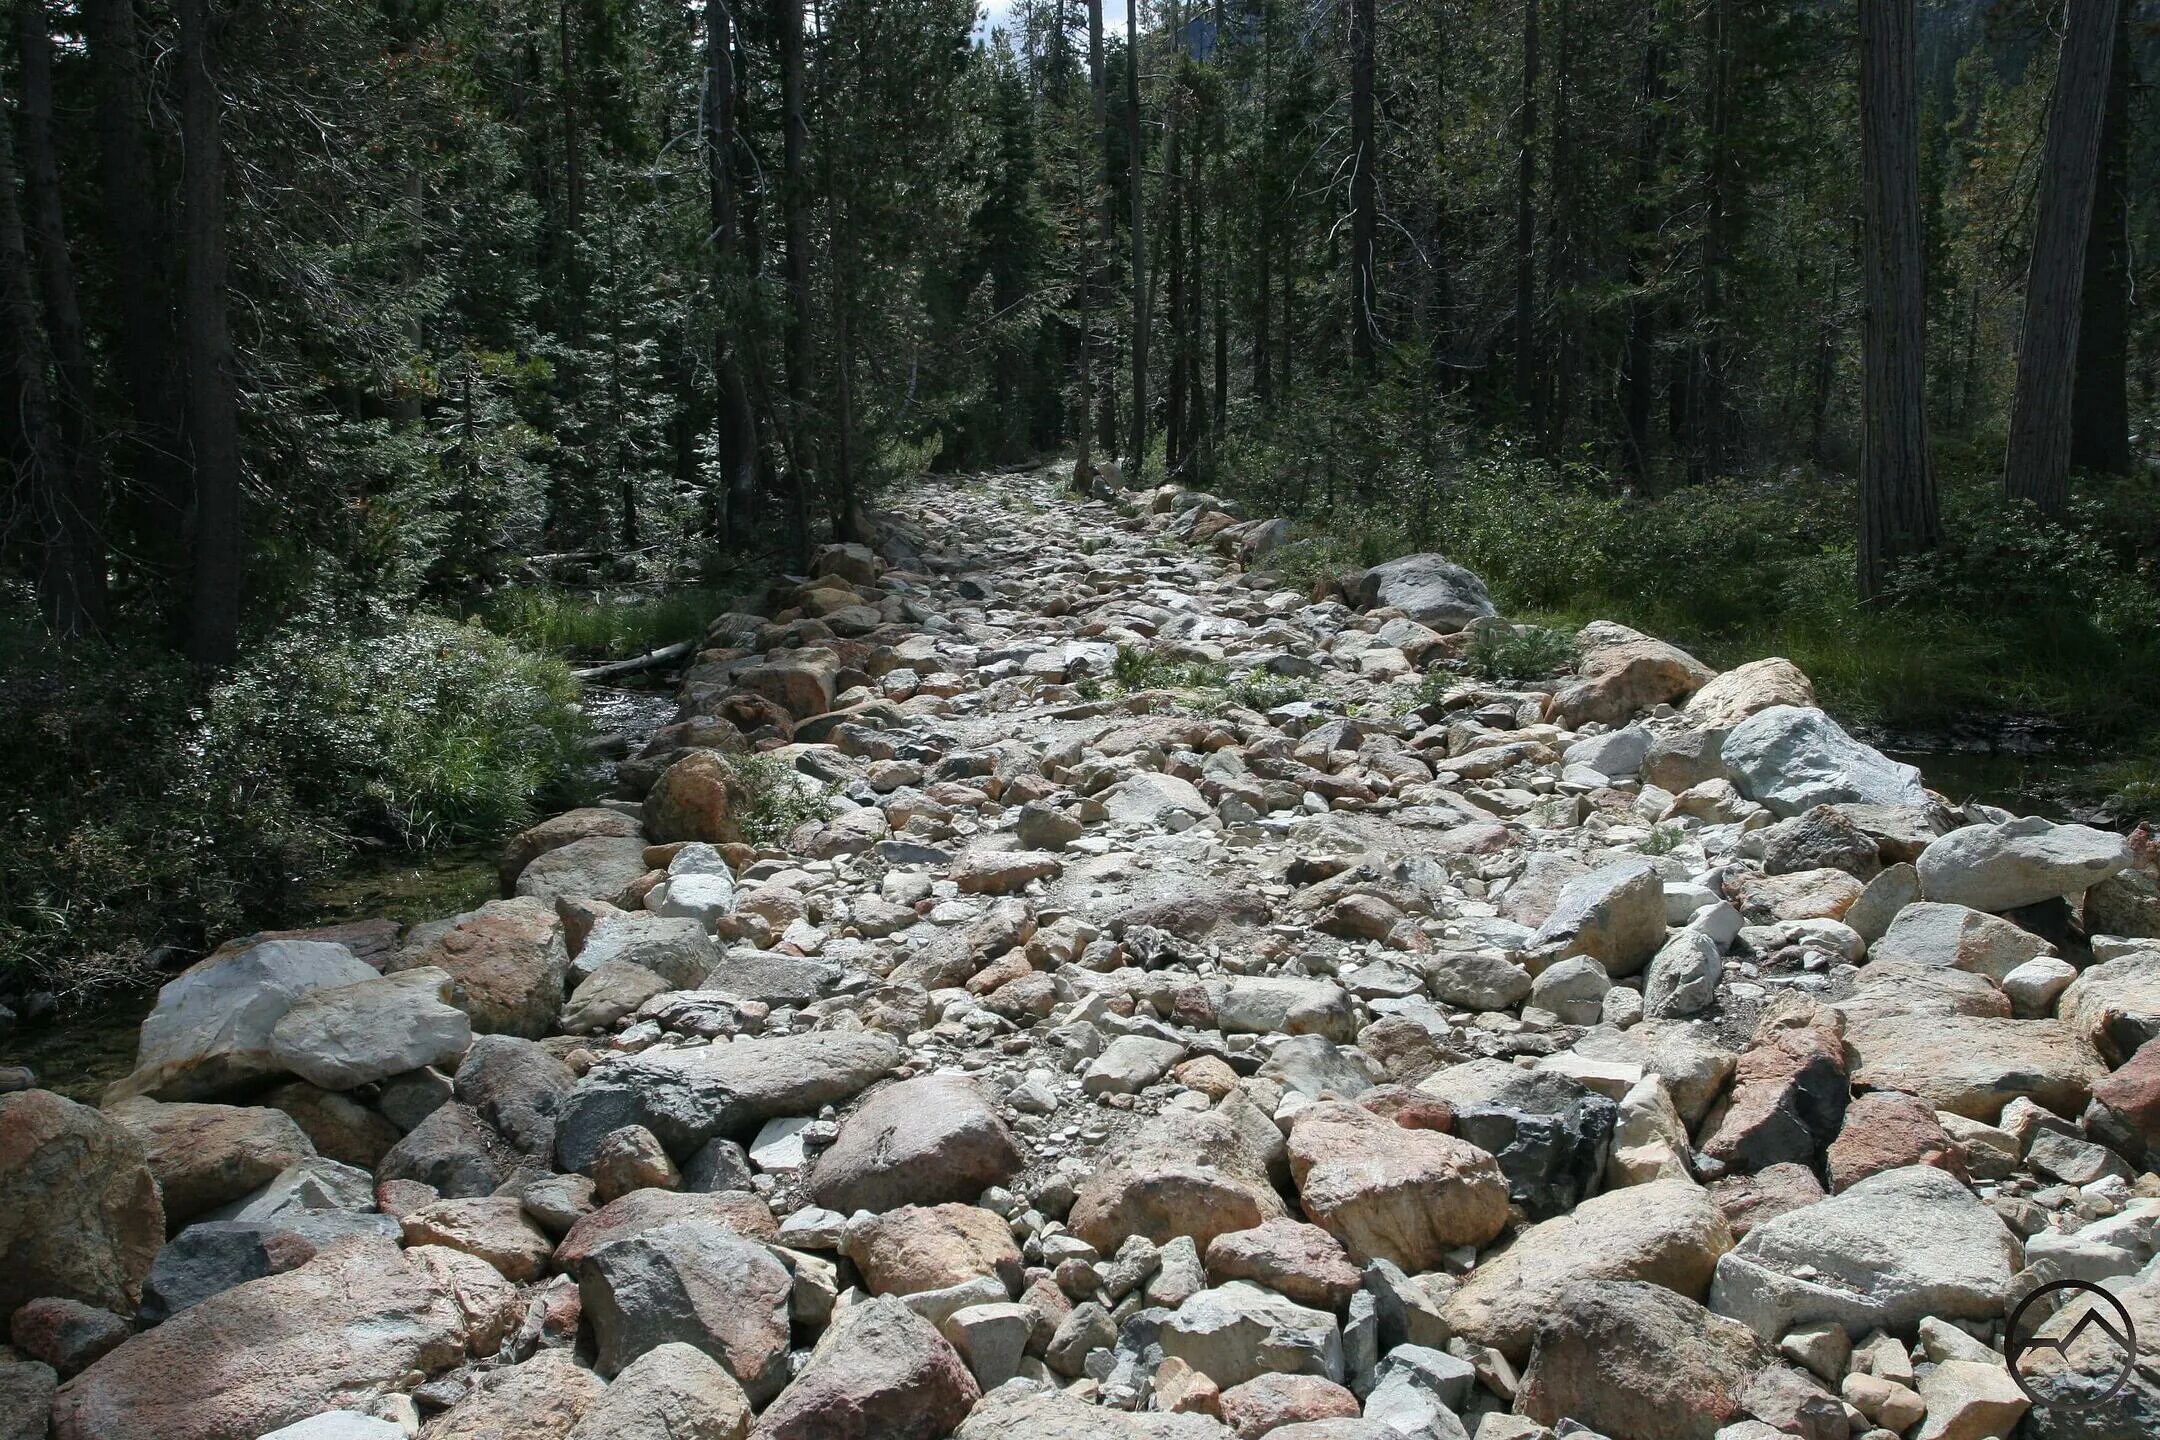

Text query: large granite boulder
(1720, 707), (1929, 818)
(574, 1216), (793, 1400)
(391, 898), (570, 1038)
(1284, 1101), (1508, 1271)
(1916, 816), (2128, 913)
(52, 1237), (502, 1440)
(1347, 555), (1496, 633)
(266, 967), (472, 1090)
(0, 1090), (164, 1316)
(808, 1076), (1023, 1215)
(750, 1294), (979, 1440)
(1550, 622), (1715, 729)
(1707, 1165), (2020, 1337)
(1517, 1280), (1772, 1440)
(1445, 1178), (1733, 1363)
(105, 1098), (315, 1228)
(106, 940), (377, 1102)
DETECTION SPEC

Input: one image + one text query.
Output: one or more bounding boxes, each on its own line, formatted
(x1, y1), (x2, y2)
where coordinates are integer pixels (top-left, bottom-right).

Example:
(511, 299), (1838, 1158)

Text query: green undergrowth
(0, 602), (593, 1002)
(475, 585), (733, 661)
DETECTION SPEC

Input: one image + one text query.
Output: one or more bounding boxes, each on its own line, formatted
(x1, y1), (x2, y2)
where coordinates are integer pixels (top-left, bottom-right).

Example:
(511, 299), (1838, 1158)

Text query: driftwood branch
(572, 640), (693, 682)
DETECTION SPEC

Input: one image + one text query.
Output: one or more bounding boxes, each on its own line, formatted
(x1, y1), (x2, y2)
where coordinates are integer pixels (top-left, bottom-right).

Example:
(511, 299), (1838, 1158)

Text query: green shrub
(726, 752), (831, 848)
(0, 605), (592, 1002)
(1111, 644), (1228, 694)
(1465, 624), (1580, 683)
(477, 586), (731, 660)
(1226, 671), (1311, 712)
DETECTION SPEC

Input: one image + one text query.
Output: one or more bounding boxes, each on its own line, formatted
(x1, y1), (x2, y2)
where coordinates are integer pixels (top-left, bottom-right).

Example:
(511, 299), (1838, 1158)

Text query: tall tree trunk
(2070, 0), (2133, 476)
(1689, 0), (1734, 482)
(706, 0), (757, 542)
(1857, 0), (1941, 601)
(1210, 0), (1227, 439)
(1512, 0), (1538, 419)
(1620, 34), (1668, 482)
(1126, 0), (1148, 476)
(1164, 3), (1186, 479)
(1349, 0), (1378, 378)
(777, 0), (813, 565)
(0, 55), (83, 639)
(17, 3), (107, 636)
(2004, 0), (2120, 516)
(179, 0), (243, 664)
(1088, 0), (1117, 460)
(84, 0), (182, 526)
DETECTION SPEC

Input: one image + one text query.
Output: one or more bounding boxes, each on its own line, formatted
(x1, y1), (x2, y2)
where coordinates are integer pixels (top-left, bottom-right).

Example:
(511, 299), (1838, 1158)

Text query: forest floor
(7, 464), (2160, 1440)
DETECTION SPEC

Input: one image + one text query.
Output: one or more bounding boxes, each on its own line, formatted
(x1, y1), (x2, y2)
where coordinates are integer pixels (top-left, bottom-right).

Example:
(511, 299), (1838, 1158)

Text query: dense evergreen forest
(2, 0), (2157, 1001)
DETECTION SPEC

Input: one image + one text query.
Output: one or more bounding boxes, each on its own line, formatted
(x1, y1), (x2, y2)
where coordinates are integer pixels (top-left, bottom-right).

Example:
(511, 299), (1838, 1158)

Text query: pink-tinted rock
(1218, 1373), (1362, 1438)
(0, 1091), (163, 1317)
(1204, 1220), (1364, 1310)
(841, 1204), (1022, 1297)
(750, 1294), (978, 1440)
(391, 898), (569, 1038)
(105, 1098), (315, 1229)
(52, 1238), (493, 1440)
(1824, 1090), (1967, 1193)
(1285, 1100), (1509, 1270)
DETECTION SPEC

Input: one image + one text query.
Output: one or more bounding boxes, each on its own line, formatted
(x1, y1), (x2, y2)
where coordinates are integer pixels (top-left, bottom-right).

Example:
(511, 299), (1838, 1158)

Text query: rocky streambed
(5, 465), (2160, 1440)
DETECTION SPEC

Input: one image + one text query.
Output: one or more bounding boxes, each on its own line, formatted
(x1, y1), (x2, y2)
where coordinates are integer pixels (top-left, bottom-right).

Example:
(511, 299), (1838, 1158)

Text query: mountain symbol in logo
(2006, 1278), (2140, 1412)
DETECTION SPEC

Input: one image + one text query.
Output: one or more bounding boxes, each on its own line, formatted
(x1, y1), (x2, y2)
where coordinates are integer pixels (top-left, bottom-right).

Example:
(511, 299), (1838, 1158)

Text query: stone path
(6, 465), (2160, 1440)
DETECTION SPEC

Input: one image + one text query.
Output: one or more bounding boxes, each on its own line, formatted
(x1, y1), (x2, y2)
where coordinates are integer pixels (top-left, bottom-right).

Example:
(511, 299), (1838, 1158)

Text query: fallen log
(572, 640), (693, 682)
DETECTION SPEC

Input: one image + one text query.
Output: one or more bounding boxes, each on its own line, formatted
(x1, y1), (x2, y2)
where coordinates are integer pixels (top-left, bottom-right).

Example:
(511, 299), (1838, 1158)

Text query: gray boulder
(1348, 555), (1496, 633)
(1523, 859), (1667, 977)
(1720, 706), (1929, 818)
(1916, 816), (2129, 913)
(1415, 1058), (1615, 1219)
(809, 1075), (1024, 1214)
(575, 1216), (793, 1400)
(1708, 1165), (2020, 1337)
(108, 941), (378, 1102)
(266, 967), (472, 1091)
(1158, 1282), (1344, 1390)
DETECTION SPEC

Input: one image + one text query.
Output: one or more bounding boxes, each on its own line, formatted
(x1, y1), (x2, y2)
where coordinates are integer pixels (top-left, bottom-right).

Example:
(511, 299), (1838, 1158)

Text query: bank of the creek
(6, 678), (683, 1100)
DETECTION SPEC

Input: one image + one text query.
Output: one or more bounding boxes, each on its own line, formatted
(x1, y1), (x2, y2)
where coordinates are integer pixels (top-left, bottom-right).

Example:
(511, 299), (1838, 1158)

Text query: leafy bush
(726, 752), (832, 848)
(0, 604), (591, 1002)
(1225, 671), (1311, 712)
(477, 586), (732, 661)
(1465, 624), (1580, 683)
(1111, 644), (1229, 693)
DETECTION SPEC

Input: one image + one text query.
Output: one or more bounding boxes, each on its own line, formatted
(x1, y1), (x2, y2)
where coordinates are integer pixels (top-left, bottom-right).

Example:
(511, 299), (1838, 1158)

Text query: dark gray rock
(574, 1217), (792, 1401)
(454, 1035), (575, 1157)
(1415, 1060), (1615, 1219)
(375, 1101), (519, 1198)
(139, 1213), (398, 1324)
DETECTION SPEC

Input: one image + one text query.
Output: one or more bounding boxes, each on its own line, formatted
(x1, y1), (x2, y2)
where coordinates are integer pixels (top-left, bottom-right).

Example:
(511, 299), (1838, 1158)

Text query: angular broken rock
(105, 1097), (315, 1229)
(1519, 1280), (1772, 1440)
(1204, 1220), (1364, 1310)
(1549, 621), (1715, 729)
(750, 1294), (979, 1440)
(1522, 858), (1667, 977)
(1683, 657), (1816, 731)
(1870, 901), (2055, 984)
(1070, 1095), (1289, 1255)
(575, 1216), (793, 1400)
(953, 1383), (1235, 1438)
(391, 898), (570, 1039)
(809, 1074), (1023, 1214)
(554, 1029), (904, 1171)
(1415, 1058), (1616, 1219)
(1444, 1178), (1733, 1363)
(1841, 1011), (2105, 1120)
(1158, 1282), (1345, 1391)
(1708, 1165), (2019, 1338)
(841, 1203), (1023, 1297)
(1693, 1023), (1848, 1178)
(1285, 1100), (1509, 1271)
(0, 1091), (164, 1317)
(564, 1341), (752, 1440)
